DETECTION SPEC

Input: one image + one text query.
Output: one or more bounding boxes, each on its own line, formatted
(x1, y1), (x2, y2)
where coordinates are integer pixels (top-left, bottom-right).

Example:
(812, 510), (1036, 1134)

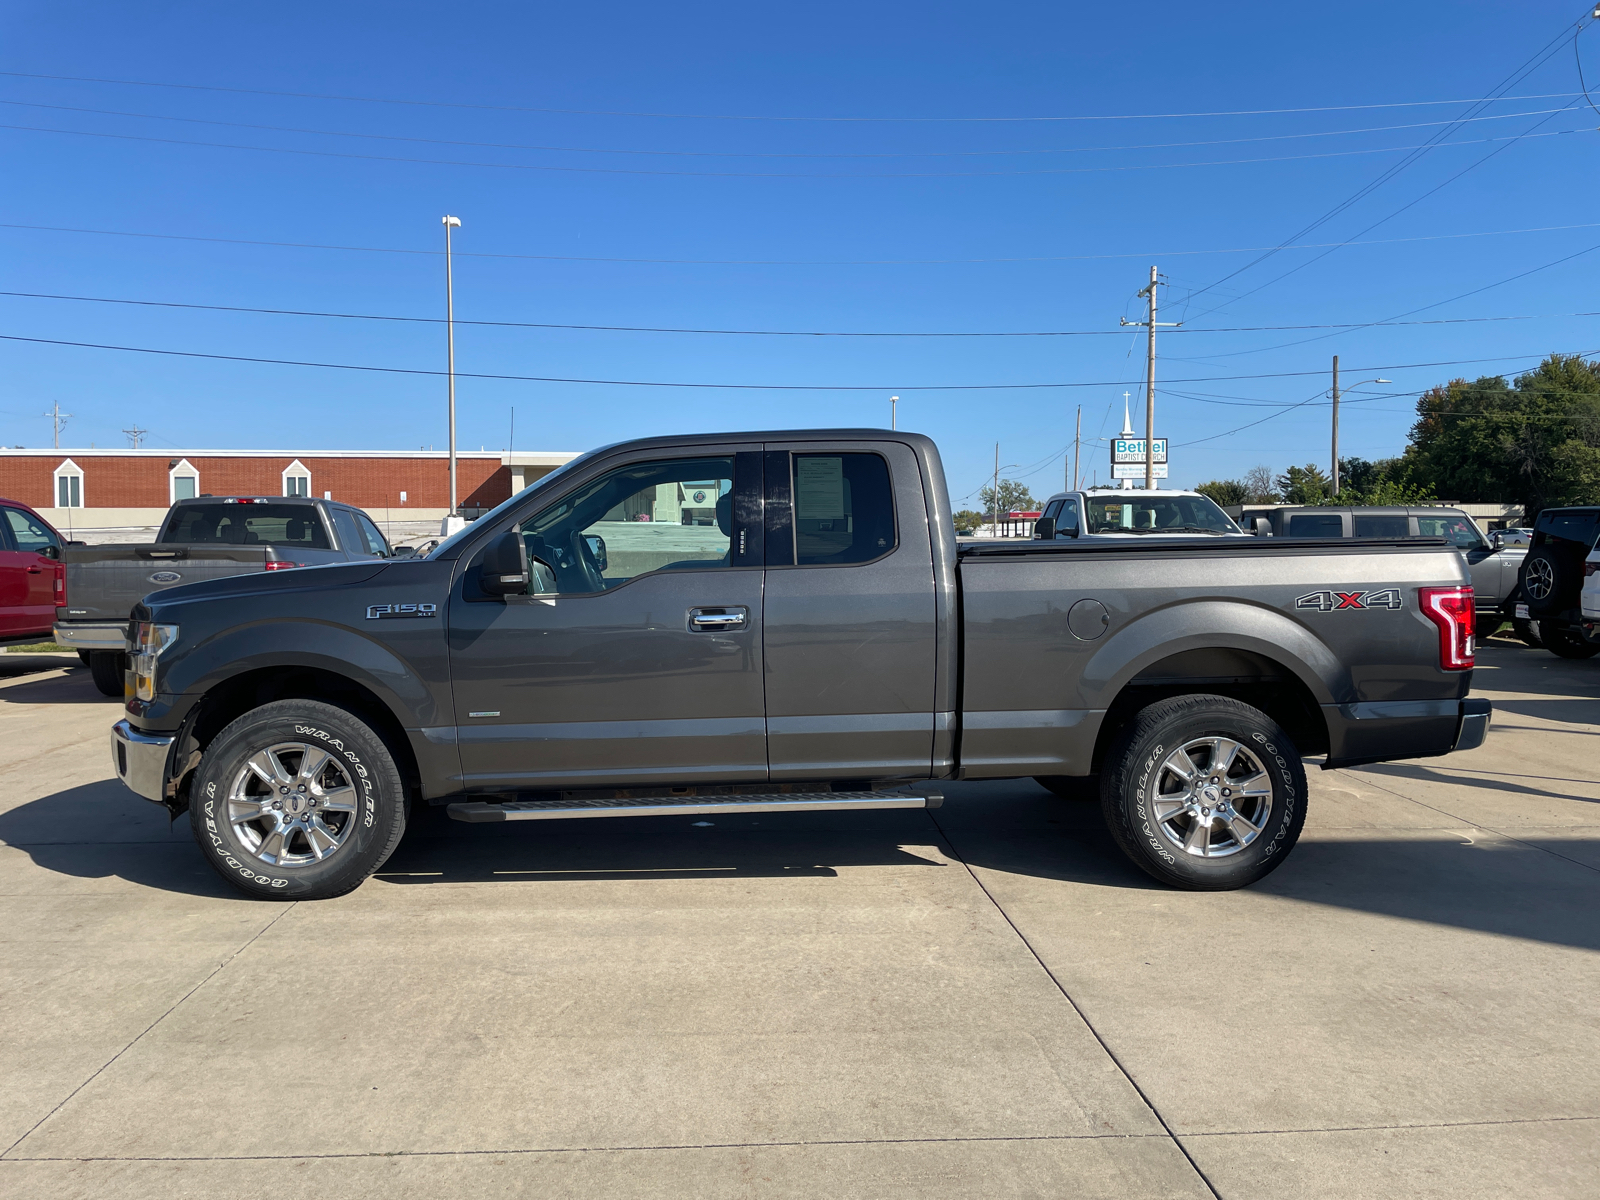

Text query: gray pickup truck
(108, 430), (1488, 901)
(57, 495), (401, 696)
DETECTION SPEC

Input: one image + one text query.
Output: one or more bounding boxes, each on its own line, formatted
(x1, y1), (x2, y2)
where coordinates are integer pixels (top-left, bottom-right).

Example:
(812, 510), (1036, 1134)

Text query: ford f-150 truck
(57, 495), (402, 696)
(109, 430), (1489, 901)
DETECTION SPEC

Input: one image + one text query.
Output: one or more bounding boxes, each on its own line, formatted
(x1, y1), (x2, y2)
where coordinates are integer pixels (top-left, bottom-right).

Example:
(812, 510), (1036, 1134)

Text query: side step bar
(447, 789), (943, 823)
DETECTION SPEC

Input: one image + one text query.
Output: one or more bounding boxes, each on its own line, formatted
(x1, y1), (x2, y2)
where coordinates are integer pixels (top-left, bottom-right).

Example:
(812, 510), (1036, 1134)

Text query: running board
(446, 789), (943, 823)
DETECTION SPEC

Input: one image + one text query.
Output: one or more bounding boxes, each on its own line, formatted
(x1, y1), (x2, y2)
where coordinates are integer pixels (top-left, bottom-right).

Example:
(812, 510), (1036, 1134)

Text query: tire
(88, 651), (126, 697)
(189, 700), (408, 900)
(1475, 613), (1504, 641)
(1520, 545), (1582, 618)
(1514, 618), (1544, 648)
(1100, 694), (1308, 891)
(1543, 627), (1600, 660)
(76, 650), (90, 666)
(1033, 775), (1098, 801)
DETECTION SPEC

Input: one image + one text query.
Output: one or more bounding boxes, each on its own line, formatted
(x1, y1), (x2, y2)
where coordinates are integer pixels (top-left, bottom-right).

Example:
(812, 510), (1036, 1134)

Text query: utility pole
(1072, 404), (1081, 491)
(122, 425), (146, 449)
(44, 401), (71, 448)
(992, 443), (1000, 537)
(1120, 266), (1181, 490)
(1331, 354), (1341, 496)
(890, 395), (898, 430)
(443, 215), (462, 519)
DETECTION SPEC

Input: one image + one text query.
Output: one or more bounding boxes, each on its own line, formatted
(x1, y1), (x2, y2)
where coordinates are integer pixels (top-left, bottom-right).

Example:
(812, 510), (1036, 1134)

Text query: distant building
(0, 448), (579, 529)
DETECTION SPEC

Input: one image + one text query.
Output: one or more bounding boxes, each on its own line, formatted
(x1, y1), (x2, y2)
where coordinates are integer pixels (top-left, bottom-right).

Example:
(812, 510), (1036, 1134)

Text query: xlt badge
(367, 603), (439, 619)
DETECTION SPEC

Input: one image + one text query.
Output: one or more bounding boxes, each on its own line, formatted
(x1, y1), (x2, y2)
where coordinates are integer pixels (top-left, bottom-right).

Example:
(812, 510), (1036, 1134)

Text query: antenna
(122, 425), (147, 449)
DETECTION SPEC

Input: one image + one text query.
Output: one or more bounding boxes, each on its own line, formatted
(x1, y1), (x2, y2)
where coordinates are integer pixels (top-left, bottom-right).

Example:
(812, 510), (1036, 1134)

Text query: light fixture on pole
(1330, 355), (1390, 495)
(443, 215), (462, 532)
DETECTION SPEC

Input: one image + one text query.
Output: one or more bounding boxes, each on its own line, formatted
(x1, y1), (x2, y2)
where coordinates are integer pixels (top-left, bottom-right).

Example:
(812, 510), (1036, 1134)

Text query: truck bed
(60, 545), (271, 622)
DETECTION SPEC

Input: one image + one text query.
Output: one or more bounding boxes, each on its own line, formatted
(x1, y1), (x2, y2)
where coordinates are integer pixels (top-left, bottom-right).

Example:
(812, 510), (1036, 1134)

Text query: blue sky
(3, 1), (1599, 506)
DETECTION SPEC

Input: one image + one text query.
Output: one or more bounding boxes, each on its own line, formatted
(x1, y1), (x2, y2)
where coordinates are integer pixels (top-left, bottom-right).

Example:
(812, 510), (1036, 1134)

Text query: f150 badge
(1294, 589), (1404, 612)
(366, 603), (439, 619)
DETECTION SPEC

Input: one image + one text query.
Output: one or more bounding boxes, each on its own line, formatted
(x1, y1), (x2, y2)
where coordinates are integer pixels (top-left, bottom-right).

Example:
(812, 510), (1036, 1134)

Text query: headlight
(131, 622), (179, 701)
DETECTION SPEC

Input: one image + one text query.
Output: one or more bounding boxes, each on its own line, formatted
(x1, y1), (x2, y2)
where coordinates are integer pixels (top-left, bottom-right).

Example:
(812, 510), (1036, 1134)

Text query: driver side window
(517, 456), (736, 595)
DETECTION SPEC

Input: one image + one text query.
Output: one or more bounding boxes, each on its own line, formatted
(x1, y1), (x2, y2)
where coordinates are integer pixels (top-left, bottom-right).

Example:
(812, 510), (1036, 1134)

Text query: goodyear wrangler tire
(1100, 694), (1306, 891)
(189, 700), (407, 900)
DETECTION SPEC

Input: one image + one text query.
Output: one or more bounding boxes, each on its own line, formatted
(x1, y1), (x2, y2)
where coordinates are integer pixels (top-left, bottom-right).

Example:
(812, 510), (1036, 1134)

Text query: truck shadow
(3, 779), (1597, 953)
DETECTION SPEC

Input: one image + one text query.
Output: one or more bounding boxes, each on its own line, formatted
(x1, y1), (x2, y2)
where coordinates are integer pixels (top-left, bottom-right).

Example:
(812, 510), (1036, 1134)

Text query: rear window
(1536, 509), (1600, 546)
(1287, 514), (1344, 538)
(1353, 514), (1408, 538)
(792, 453), (896, 565)
(165, 503), (331, 549)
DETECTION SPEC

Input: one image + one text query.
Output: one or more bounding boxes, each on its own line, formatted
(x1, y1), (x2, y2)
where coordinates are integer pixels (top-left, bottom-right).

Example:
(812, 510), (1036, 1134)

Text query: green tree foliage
(952, 509), (986, 535)
(1337, 457), (1436, 505)
(1399, 354), (1600, 515)
(1194, 479), (1248, 506)
(1276, 463), (1332, 505)
(979, 479), (1037, 516)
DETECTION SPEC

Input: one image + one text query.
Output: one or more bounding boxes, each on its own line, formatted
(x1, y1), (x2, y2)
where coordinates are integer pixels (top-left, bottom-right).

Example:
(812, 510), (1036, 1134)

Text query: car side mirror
(583, 533), (608, 571)
(1032, 516), (1056, 540)
(390, 544), (417, 558)
(479, 529), (529, 596)
(1252, 517), (1272, 536)
(41, 544), (61, 559)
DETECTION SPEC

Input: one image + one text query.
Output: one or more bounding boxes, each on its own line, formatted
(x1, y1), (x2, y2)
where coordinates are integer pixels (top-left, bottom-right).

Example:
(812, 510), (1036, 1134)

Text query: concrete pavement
(0, 638), (1594, 1197)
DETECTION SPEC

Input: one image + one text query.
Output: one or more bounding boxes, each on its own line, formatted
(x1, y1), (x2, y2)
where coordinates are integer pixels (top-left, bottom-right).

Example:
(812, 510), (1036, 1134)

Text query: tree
(979, 479), (1037, 516)
(952, 509), (986, 535)
(1242, 465), (1278, 503)
(1337, 456), (1435, 505)
(1194, 479), (1248, 506)
(1276, 463), (1332, 505)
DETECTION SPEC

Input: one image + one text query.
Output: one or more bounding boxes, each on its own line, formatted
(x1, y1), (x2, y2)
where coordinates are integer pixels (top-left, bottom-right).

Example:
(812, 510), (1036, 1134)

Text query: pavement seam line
(926, 810), (1225, 1200)
(1181, 1114), (1600, 1138)
(1349, 769), (1600, 875)
(0, 901), (298, 1160)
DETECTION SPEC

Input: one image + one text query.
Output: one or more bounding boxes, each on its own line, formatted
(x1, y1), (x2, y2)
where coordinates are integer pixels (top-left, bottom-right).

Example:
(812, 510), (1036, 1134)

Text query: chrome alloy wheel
(227, 742), (359, 867)
(1148, 737), (1273, 859)
(1524, 557), (1554, 601)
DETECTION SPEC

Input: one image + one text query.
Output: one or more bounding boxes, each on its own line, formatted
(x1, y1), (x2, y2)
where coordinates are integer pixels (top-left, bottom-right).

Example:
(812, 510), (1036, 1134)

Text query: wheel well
(175, 668), (421, 809)
(1089, 646), (1328, 773)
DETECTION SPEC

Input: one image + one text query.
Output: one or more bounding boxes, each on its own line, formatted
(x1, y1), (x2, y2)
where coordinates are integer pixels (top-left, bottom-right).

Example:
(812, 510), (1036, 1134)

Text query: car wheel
(1514, 618), (1544, 648)
(1520, 545), (1581, 617)
(76, 650), (90, 666)
(1033, 775), (1098, 800)
(189, 699), (408, 900)
(88, 651), (126, 698)
(1100, 694), (1307, 891)
(1543, 627), (1600, 660)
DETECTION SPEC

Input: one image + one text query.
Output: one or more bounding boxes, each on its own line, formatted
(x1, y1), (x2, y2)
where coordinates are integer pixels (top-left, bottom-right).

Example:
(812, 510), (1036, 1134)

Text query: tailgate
(60, 545), (271, 621)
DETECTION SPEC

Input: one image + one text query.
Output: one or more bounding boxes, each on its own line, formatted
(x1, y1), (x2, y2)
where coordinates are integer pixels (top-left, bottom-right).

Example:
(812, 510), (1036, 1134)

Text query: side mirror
(583, 533), (608, 572)
(1032, 516), (1056, 541)
(41, 544), (61, 559)
(479, 529), (529, 596)
(389, 545), (417, 558)
(1252, 517), (1272, 537)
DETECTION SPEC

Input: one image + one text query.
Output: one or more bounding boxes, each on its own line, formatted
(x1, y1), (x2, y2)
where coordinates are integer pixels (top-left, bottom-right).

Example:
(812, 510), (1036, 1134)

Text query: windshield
(1084, 494), (1240, 534)
(424, 455), (587, 558)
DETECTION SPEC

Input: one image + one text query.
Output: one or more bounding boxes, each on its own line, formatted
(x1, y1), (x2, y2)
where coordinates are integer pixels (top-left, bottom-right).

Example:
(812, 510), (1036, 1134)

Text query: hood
(134, 560), (391, 618)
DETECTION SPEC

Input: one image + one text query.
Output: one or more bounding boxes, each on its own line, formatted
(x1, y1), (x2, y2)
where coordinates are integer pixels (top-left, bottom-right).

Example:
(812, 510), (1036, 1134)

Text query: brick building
(0, 448), (579, 530)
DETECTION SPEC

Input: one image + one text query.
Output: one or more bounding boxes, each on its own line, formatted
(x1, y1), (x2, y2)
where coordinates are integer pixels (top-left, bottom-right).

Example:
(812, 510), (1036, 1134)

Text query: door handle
(688, 606), (748, 632)
(26, 566), (43, 574)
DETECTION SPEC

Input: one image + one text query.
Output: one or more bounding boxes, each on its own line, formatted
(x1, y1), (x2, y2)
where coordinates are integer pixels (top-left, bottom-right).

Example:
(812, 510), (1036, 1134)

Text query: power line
(8, 218), (1599, 267)
(1, 120), (1584, 180)
(0, 97), (1577, 160)
(0, 69), (1582, 123)
(8, 286), (1600, 337)
(0, 332), (1572, 392)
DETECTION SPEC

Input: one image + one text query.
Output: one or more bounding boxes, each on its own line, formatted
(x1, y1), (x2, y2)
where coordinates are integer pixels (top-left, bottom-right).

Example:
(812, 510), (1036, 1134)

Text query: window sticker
(796, 456), (846, 520)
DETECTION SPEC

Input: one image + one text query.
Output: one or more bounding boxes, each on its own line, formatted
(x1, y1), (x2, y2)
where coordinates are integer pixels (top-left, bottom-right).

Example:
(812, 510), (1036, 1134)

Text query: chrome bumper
(56, 622), (129, 651)
(1453, 699), (1492, 753)
(111, 719), (174, 803)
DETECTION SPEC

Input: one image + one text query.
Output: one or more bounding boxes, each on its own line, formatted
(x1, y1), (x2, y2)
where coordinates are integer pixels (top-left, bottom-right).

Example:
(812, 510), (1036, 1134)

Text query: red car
(0, 499), (67, 645)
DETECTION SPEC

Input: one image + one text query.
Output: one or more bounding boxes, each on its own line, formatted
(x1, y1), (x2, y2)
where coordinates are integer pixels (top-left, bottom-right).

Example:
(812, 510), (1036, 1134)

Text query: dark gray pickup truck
(109, 430), (1489, 900)
(57, 495), (400, 695)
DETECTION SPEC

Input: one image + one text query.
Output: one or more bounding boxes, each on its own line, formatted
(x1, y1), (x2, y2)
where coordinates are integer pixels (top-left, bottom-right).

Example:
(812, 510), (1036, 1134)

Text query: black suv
(1515, 507), (1600, 659)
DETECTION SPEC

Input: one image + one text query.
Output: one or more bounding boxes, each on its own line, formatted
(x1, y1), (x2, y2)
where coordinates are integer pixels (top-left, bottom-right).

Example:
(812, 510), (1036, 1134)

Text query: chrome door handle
(689, 606), (748, 632)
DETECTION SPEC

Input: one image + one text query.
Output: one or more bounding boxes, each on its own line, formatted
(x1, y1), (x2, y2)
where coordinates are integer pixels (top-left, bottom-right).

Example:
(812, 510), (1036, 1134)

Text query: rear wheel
(1100, 694), (1307, 891)
(88, 651), (126, 697)
(1544, 627), (1600, 660)
(1514, 618), (1544, 648)
(189, 700), (408, 900)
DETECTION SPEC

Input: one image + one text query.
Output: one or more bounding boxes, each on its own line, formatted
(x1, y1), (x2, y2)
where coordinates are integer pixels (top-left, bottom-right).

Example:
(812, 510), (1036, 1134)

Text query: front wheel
(88, 651), (126, 697)
(189, 700), (408, 900)
(1100, 695), (1307, 891)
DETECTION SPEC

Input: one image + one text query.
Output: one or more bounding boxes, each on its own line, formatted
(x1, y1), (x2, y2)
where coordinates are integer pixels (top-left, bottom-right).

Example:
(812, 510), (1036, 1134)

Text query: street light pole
(1330, 363), (1391, 497)
(443, 215), (461, 518)
(890, 394), (898, 430)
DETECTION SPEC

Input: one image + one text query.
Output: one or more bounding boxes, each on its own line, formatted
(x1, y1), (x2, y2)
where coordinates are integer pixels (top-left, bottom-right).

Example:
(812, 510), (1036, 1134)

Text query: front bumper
(56, 622), (130, 651)
(111, 719), (174, 803)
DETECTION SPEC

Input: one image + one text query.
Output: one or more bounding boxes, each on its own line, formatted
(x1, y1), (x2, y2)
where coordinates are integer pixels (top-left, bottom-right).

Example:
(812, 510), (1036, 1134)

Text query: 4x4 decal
(1294, 588), (1404, 612)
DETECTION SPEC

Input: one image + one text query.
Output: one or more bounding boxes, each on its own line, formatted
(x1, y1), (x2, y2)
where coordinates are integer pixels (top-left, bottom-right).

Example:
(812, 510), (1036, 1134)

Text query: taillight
(55, 567), (66, 606)
(264, 561), (301, 571)
(1586, 561), (1598, 578)
(1420, 586), (1475, 671)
